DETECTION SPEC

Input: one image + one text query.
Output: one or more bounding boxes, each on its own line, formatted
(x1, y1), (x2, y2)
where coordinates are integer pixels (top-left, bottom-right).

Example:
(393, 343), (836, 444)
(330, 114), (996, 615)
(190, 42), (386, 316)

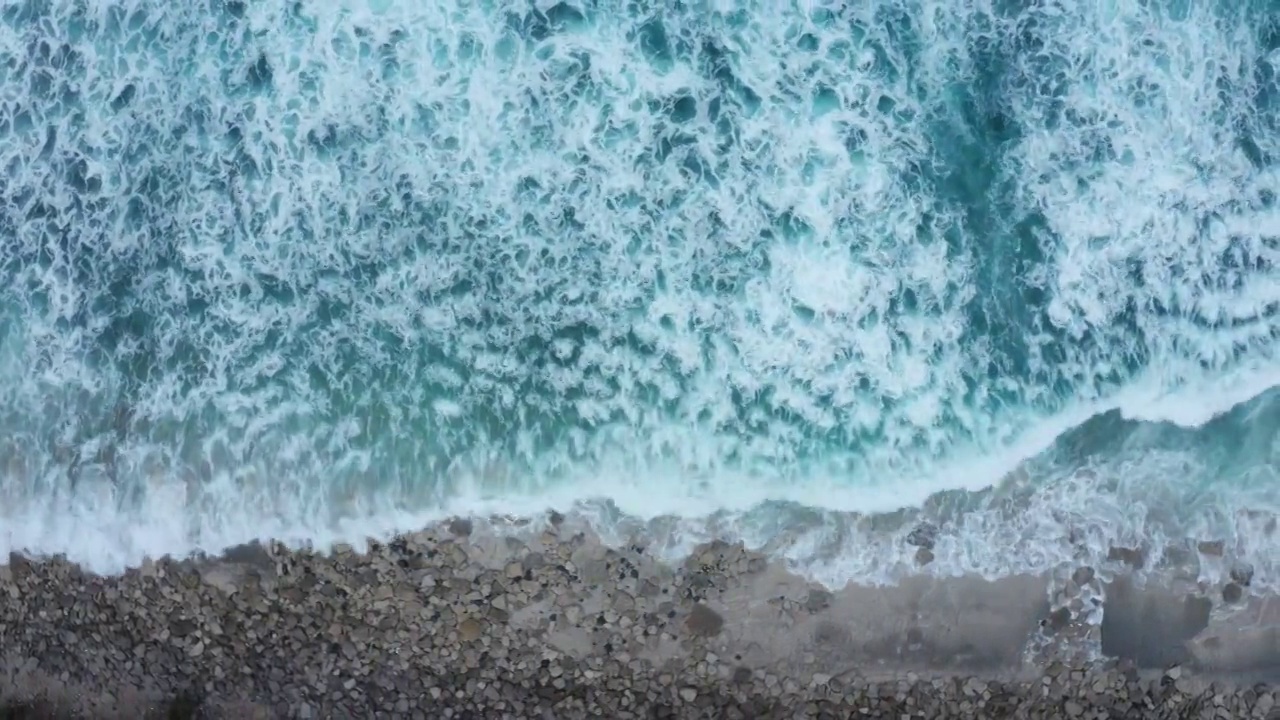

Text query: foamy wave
(0, 0), (1277, 575)
(4, 382), (1278, 587)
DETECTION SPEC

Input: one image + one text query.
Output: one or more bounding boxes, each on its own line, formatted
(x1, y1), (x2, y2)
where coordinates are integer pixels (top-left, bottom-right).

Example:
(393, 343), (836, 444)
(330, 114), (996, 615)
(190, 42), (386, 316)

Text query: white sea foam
(0, 0), (1277, 582)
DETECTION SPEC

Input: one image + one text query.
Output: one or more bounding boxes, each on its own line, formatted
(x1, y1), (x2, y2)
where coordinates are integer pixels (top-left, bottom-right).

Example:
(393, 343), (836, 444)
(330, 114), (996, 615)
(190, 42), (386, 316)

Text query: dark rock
(1229, 562), (1254, 587)
(1197, 540), (1225, 557)
(7, 553), (34, 576)
(448, 518), (474, 537)
(220, 542), (273, 567)
(804, 589), (832, 613)
(1107, 546), (1145, 569)
(1044, 606), (1073, 635)
(1071, 566), (1095, 586)
(906, 523), (938, 550)
(169, 618), (199, 637)
(1222, 583), (1244, 604)
(684, 603), (724, 638)
(1161, 543), (1194, 569)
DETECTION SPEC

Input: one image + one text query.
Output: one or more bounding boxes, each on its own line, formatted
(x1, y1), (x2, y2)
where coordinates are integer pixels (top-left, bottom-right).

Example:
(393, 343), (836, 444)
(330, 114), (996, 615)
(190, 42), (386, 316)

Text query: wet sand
(2, 513), (1278, 718)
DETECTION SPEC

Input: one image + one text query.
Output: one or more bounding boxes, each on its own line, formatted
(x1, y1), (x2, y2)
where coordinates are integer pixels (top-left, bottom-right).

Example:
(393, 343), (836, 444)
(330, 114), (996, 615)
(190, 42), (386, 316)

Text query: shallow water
(0, 0), (1277, 583)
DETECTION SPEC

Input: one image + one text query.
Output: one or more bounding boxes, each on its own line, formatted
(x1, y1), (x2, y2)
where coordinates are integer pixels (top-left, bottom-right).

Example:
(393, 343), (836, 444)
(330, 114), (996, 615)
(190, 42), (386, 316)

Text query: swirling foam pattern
(0, 0), (1278, 579)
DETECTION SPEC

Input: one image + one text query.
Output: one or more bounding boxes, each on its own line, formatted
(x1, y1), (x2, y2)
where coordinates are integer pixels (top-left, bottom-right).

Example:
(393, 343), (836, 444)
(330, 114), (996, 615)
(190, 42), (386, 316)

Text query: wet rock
(1161, 543), (1195, 569)
(1222, 583), (1244, 604)
(522, 552), (547, 572)
(906, 523), (938, 550)
(1071, 566), (1095, 586)
(1107, 546), (1145, 569)
(1229, 562), (1254, 587)
(684, 603), (724, 638)
(220, 542), (273, 567)
(448, 517), (474, 537)
(804, 589), (833, 613)
(915, 547), (935, 566)
(1197, 540), (1225, 557)
(1044, 606), (1073, 635)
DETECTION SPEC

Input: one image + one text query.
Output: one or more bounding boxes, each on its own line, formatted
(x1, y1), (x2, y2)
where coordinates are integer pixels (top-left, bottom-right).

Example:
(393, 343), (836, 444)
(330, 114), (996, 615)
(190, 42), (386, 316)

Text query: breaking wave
(0, 0), (1278, 584)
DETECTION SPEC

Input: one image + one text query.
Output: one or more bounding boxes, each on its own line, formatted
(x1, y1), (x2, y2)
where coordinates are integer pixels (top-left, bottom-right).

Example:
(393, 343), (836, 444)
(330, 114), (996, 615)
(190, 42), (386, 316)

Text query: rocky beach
(2, 512), (1278, 719)
(2, 0), (1278, 717)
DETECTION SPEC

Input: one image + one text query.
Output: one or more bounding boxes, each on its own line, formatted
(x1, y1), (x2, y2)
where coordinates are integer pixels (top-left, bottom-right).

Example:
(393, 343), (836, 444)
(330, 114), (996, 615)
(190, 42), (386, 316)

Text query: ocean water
(0, 0), (1278, 587)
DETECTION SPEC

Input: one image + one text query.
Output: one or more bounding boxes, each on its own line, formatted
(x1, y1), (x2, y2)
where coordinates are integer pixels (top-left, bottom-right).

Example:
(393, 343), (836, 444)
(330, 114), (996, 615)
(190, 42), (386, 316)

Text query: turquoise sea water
(0, 0), (1278, 584)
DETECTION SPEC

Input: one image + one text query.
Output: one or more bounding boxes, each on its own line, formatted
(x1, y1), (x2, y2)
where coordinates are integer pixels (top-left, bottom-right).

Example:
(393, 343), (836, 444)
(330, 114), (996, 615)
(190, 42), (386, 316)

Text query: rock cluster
(1, 515), (1277, 719)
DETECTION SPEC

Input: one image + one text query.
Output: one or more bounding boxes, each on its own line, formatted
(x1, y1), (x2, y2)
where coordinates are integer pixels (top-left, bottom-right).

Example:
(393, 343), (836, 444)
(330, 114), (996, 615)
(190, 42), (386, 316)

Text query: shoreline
(2, 513), (1278, 718)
